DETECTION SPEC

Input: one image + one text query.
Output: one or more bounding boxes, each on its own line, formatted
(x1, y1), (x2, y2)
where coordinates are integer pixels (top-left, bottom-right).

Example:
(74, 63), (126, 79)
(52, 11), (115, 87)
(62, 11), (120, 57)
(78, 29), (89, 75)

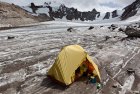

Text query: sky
(0, 0), (135, 12)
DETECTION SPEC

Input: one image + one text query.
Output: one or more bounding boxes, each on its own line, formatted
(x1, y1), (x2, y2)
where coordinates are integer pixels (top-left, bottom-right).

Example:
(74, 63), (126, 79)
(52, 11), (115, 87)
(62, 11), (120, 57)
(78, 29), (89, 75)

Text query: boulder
(108, 27), (111, 29)
(111, 24), (117, 28)
(88, 26), (94, 30)
(127, 68), (135, 75)
(67, 27), (73, 32)
(7, 36), (15, 40)
(118, 28), (124, 32)
(110, 24), (118, 30)
(105, 36), (111, 41)
(124, 27), (140, 38)
(112, 27), (117, 30)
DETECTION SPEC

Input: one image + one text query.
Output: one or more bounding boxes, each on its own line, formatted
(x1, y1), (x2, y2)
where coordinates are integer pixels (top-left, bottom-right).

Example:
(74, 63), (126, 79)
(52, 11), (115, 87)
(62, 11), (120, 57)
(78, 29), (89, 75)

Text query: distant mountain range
(22, 0), (140, 21)
(0, 0), (140, 28)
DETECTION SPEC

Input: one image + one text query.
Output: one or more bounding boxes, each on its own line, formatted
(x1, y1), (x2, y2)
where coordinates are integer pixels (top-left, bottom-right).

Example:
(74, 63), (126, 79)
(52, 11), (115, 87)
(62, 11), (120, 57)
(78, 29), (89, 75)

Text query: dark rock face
(112, 10), (118, 18)
(121, 0), (140, 20)
(124, 27), (140, 38)
(29, 3), (101, 21)
(103, 12), (110, 19)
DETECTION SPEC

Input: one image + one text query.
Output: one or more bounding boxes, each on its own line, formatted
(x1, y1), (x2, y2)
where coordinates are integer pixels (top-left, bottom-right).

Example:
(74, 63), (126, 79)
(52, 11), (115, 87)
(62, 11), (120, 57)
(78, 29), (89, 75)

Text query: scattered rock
(7, 36), (15, 40)
(111, 24), (117, 28)
(67, 27), (73, 32)
(127, 68), (135, 75)
(105, 36), (111, 41)
(112, 27), (117, 30)
(112, 84), (118, 88)
(88, 26), (94, 30)
(108, 24), (118, 31)
(118, 28), (124, 32)
(100, 26), (103, 28)
(108, 27), (111, 29)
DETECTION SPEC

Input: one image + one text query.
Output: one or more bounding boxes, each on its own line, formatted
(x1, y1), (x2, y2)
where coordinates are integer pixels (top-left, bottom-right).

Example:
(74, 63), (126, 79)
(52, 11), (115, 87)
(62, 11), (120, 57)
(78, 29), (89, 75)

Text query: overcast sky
(0, 0), (135, 12)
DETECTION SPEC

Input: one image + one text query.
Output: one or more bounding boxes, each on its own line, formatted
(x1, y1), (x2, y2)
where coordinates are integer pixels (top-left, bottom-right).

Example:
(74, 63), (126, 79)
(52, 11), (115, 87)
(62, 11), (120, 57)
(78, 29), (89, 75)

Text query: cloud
(0, 0), (135, 12)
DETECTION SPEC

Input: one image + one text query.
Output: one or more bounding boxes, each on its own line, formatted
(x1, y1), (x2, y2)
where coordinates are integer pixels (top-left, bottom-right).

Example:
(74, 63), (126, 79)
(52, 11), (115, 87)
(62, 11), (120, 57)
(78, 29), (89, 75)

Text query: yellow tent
(47, 45), (101, 85)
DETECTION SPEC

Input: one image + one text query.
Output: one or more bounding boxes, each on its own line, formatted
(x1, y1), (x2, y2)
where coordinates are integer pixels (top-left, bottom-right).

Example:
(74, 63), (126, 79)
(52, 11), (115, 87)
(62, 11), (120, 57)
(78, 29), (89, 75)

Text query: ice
(0, 20), (140, 94)
(119, 74), (135, 94)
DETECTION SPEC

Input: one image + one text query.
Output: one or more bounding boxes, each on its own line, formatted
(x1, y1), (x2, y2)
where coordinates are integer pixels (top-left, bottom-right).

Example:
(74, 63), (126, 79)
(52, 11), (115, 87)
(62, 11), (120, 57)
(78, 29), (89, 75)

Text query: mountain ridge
(22, 0), (140, 22)
(23, 2), (121, 21)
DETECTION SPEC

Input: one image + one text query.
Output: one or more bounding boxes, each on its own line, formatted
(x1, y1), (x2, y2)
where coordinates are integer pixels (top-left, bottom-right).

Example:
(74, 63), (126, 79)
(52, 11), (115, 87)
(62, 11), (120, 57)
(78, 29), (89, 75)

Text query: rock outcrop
(112, 10), (118, 18)
(103, 12), (110, 19)
(121, 0), (140, 20)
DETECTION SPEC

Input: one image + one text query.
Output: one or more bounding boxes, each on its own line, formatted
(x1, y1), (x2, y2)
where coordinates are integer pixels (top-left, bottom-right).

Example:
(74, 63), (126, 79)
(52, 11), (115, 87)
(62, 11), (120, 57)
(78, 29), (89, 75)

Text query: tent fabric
(47, 45), (101, 85)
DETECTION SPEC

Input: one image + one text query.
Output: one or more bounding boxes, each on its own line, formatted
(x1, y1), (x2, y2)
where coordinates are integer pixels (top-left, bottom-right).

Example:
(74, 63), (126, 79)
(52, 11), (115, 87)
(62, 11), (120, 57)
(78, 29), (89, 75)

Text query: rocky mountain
(22, 0), (140, 21)
(23, 2), (120, 21)
(0, 1), (51, 27)
(121, 0), (140, 20)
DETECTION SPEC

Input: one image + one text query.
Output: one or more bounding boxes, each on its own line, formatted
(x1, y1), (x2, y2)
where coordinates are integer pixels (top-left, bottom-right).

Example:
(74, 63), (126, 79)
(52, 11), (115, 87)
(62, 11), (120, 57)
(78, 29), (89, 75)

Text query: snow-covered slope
(22, 2), (124, 22)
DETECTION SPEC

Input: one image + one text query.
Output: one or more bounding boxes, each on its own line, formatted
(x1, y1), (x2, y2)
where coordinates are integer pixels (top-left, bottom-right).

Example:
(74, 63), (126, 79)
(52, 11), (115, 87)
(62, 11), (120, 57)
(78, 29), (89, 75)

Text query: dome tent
(47, 45), (101, 85)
